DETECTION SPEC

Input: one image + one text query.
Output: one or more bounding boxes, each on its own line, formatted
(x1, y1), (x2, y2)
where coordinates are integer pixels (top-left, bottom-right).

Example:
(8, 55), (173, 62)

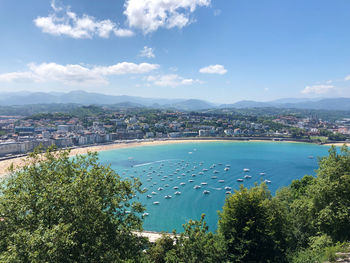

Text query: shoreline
(0, 138), (348, 177)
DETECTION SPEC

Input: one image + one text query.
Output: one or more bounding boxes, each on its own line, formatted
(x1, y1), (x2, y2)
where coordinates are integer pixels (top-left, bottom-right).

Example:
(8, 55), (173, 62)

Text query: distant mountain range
(0, 90), (350, 111)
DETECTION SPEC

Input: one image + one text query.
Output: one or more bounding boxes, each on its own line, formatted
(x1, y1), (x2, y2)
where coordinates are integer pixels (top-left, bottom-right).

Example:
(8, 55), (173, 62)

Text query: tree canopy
(0, 147), (147, 262)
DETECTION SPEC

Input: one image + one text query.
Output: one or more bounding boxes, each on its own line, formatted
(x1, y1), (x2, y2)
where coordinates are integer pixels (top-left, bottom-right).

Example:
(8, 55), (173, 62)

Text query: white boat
(146, 195), (152, 198)
(188, 179), (194, 182)
(198, 172), (204, 175)
(193, 185), (201, 189)
(243, 168), (250, 172)
(264, 179), (272, 184)
(151, 191), (157, 195)
(203, 169), (208, 172)
(218, 180), (225, 183)
(244, 175), (252, 179)
(158, 187), (164, 191)
(201, 182), (208, 185)
(164, 184), (169, 187)
(164, 195), (172, 199)
(142, 212), (149, 216)
(153, 201), (160, 205)
(237, 179), (244, 182)
(213, 170), (219, 174)
(161, 179), (165, 181)
(225, 191), (232, 195)
(173, 186), (179, 189)
(180, 182), (186, 186)
(191, 174), (196, 177)
(174, 191), (181, 195)
(224, 186), (232, 190)
(259, 172), (266, 176)
(211, 176), (218, 179)
(224, 167), (230, 171)
(203, 190), (210, 194)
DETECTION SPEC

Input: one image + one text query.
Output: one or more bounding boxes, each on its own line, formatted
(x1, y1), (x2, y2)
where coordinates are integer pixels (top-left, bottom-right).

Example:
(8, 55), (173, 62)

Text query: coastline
(0, 138), (348, 178)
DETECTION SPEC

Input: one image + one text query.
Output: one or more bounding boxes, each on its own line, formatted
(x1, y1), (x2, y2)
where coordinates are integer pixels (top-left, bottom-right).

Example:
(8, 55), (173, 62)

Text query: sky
(0, 0), (350, 103)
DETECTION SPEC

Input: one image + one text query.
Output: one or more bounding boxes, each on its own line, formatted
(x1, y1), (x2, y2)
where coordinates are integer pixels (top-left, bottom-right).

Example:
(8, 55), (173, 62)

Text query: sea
(97, 141), (332, 233)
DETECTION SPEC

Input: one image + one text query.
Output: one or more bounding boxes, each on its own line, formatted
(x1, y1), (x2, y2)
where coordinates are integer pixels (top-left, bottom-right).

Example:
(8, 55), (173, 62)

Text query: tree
(305, 145), (350, 241)
(164, 215), (225, 263)
(0, 147), (147, 262)
(218, 184), (288, 263)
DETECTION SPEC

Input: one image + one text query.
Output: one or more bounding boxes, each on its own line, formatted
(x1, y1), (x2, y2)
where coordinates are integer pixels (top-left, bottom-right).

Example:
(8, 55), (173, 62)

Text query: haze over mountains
(0, 90), (349, 111)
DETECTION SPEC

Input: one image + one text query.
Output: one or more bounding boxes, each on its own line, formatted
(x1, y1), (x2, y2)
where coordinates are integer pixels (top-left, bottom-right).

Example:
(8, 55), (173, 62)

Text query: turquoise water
(98, 141), (331, 233)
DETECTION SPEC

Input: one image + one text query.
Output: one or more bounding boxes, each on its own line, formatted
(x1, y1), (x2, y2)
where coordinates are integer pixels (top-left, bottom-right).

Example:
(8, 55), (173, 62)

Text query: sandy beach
(0, 139), (347, 178)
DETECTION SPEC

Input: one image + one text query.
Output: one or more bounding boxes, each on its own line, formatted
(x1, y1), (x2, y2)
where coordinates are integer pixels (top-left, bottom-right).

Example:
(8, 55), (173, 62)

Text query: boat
(177, 176), (181, 179)
(153, 201), (160, 205)
(173, 186), (179, 189)
(308, 156), (314, 159)
(203, 190), (210, 194)
(151, 191), (157, 195)
(174, 191), (181, 195)
(201, 182), (208, 185)
(161, 179), (165, 181)
(244, 175), (252, 179)
(213, 170), (219, 174)
(218, 180), (225, 183)
(224, 186), (232, 190)
(211, 176), (218, 179)
(264, 179), (272, 184)
(164, 195), (172, 199)
(259, 172), (266, 176)
(203, 168), (208, 172)
(243, 168), (250, 172)
(191, 174), (196, 177)
(225, 191), (232, 195)
(164, 184), (169, 187)
(224, 167), (230, 171)
(146, 195), (152, 198)
(225, 164), (231, 167)
(158, 187), (164, 191)
(181, 173), (186, 176)
(142, 212), (149, 216)
(180, 182), (186, 186)
(188, 179), (194, 182)
(193, 185), (201, 189)
(198, 172), (204, 175)
(237, 179), (244, 182)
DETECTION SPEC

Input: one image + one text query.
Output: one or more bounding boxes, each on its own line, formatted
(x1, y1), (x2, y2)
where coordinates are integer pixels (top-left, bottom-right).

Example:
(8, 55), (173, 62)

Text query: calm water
(98, 141), (331, 232)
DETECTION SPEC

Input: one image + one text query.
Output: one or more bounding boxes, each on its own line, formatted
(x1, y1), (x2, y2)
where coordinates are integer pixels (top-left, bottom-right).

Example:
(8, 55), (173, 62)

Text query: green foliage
(165, 215), (225, 263)
(147, 234), (175, 263)
(218, 184), (288, 262)
(0, 147), (147, 262)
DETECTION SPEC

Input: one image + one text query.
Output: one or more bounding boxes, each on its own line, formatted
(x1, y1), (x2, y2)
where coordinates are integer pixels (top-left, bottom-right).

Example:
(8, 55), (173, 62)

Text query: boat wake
(209, 187), (222, 191)
(133, 159), (180, 167)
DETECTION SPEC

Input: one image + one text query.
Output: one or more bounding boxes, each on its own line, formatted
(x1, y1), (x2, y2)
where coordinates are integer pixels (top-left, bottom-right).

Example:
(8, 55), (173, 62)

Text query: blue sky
(0, 0), (350, 103)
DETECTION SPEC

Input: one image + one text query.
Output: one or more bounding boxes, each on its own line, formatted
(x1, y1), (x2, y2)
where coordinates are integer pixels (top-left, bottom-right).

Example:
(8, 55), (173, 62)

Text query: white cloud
(146, 74), (200, 87)
(139, 46), (155, 58)
(301, 85), (335, 95)
(199, 64), (227, 75)
(34, 0), (134, 39)
(124, 0), (211, 34)
(345, 75), (350, 81)
(0, 62), (159, 86)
